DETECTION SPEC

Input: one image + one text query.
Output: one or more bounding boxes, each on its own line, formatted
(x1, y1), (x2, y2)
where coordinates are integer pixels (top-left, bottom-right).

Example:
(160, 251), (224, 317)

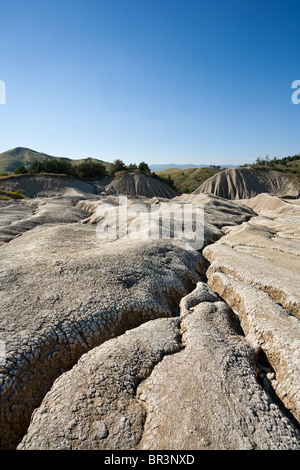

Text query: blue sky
(1, 0), (300, 166)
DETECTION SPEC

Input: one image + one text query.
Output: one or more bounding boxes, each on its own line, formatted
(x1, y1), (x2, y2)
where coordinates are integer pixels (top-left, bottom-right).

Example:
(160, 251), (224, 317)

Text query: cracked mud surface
(0, 192), (299, 450)
(17, 284), (300, 450)
(137, 300), (300, 450)
(0, 232), (201, 450)
(17, 317), (183, 450)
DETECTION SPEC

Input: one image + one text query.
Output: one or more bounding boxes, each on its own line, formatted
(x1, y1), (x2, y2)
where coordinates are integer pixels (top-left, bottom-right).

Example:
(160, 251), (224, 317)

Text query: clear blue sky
(1, 0), (300, 166)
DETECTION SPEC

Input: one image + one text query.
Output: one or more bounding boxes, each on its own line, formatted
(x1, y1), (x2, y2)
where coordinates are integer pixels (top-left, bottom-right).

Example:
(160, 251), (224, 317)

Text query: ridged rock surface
(3, 193), (253, 449)
(78, 193), (255, 247)
(137, 300), (300, 450)
(18, 284), (300, 450)
(204, 194), (300, 426)
(0, 172), (179, 199)
(0, 197), (88, 245)
(0, 230), (202, 450)
(105, 171), (179, 199)
(1, 192), (299, 450)
(193, 167), (300, 199)
(0, 174), (102, 198)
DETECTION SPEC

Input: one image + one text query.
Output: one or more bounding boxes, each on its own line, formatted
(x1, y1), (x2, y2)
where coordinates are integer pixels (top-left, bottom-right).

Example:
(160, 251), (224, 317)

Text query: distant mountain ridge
(0, 147), (112, 173)
(0, 147), (238, 175)
(150, 163), (236, 171)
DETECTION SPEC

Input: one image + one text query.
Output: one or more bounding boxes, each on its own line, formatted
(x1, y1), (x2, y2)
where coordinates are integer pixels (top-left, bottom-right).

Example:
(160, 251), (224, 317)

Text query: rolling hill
(0, 147), (112, 173)
(155, 167), (222, 194)
(249, 154), (300, 179)
(150, 163), (236, 171)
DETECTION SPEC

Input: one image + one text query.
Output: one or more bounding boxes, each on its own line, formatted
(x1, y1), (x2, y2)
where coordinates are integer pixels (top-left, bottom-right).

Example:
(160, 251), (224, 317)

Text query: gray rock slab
(0, 225), (202, 449)
(18, 298), (300, 450)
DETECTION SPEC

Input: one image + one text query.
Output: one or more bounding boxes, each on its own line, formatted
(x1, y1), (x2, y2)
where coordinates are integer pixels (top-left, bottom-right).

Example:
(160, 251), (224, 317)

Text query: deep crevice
(199, 252), (300, 433)
(135, 316), (186, 448)
(202, 264), (300, 431)
(199, 253), (246, 339)
(255, 348), (300, 431)
(7, 280), (197, 450)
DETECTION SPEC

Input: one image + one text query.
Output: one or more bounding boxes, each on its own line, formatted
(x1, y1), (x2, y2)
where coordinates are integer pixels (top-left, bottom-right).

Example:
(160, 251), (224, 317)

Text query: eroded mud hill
(193, 167), (300, 199)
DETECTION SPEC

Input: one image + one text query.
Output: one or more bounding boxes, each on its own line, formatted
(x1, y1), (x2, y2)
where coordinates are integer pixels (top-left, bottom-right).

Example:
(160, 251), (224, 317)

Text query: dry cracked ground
(0, 192), (299, 450)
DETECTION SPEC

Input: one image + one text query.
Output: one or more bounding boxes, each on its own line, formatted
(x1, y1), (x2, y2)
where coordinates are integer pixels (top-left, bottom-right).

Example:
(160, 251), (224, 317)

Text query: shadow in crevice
(256, 349), (300, 431)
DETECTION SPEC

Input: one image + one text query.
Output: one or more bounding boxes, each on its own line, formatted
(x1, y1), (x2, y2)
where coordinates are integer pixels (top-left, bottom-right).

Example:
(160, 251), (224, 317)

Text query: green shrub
(109, 159), (128, 175)
(73, 161), (107, 178)
(0, 189), (27, 200)
(138, 161), (151, 174)
(28, 158), (73, 175)
(13, 165), (28, 175)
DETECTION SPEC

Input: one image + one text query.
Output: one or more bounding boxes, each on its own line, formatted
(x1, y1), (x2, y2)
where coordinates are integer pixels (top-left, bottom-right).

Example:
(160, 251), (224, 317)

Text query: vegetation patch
(245, 154), (300, 179)
(155, 167), (222, 194)
(0, 189), (27, 200)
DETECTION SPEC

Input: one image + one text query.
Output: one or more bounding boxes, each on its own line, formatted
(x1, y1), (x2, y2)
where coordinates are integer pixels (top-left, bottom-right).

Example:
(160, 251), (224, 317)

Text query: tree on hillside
(28, 158), (73, 175)
(128, 163), (138, 170)
(13, 165), (28, 175)
(152, 173), (177, 191)
(138, 161), (151, 174)
(73, 161), (107, 178)
(109, 159), (127, 175)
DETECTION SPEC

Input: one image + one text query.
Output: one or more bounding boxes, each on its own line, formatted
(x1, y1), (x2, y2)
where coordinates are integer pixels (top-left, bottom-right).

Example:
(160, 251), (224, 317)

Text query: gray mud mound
(0, 197), (88, 245)
(0, 172), (177, 199)
(105, 171), (178, 198)
(193, 167), (300, 199)
(0, 174), (110, 198)
(78, 193), (255, 247)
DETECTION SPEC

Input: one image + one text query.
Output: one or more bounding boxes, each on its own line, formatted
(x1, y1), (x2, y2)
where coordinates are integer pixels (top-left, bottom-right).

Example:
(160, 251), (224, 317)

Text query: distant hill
(0, 147), (112, 173)
(247, 153), (300, 179)
(150, 163), (236, 172)
(150, 164), (204, 171)
(156, 167), (222, 194)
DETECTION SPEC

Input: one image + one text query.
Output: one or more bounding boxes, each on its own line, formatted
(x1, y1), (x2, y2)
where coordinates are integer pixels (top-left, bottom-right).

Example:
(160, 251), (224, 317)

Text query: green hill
(249, 154), (300, 179)
(156, 167), (223, 193)
(158, 154), (300, 194)
(0, 147), (112, 174)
